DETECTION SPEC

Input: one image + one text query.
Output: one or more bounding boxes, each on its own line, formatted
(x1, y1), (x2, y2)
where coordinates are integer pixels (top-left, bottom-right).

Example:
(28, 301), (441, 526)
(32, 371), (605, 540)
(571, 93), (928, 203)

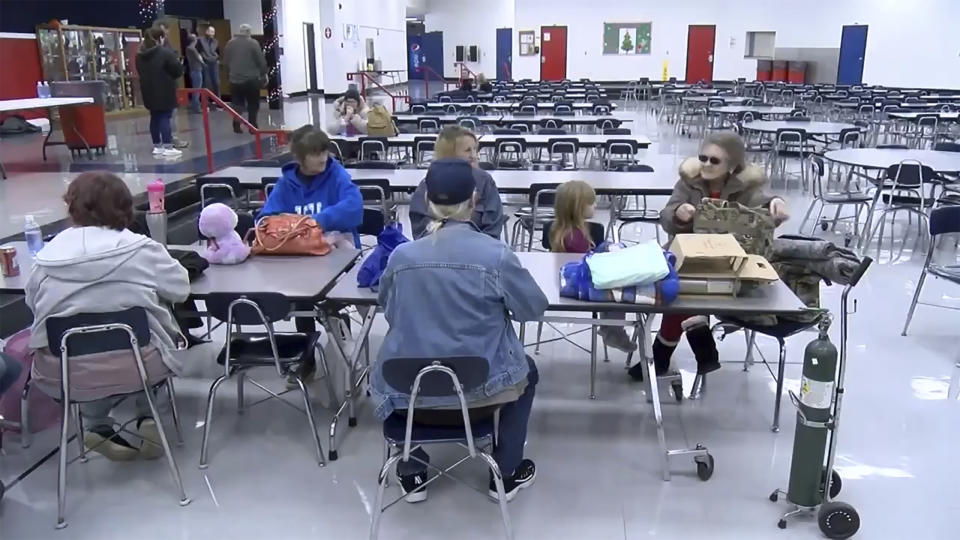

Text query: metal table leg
(322, 305), (377, 461)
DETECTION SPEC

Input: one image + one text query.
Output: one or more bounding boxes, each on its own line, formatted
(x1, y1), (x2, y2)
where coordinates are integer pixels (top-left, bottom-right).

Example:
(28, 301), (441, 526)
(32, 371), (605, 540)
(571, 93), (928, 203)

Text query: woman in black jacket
(137, 28), (184, 158)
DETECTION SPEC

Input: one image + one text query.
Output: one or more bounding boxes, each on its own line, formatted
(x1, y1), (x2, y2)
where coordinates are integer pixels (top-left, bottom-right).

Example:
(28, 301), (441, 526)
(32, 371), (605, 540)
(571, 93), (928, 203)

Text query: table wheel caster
(769, 490), (779, 502)
(777, 519), (787, 529)
(329, 450), (338, 461)
(694, 452), (714, 481)
(671, 381), (683, 402)
(348, 417), (357, 428)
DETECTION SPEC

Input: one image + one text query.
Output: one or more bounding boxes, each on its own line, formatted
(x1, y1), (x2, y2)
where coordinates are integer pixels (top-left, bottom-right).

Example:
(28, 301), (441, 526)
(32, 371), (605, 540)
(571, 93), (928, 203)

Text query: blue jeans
(190, 68), (204, 111)
(0, 352), (23, 396)
(397, 355), (538, 478)
(203, 62), (220, 101)
(149, 110), (173, 145)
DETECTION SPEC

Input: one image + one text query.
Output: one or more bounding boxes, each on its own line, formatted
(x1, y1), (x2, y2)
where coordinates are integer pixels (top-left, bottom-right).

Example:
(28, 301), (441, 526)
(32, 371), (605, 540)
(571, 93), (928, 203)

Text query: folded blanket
(560, 248), (679, 305)
(772, 235), (861, 285)
(586, 240), (669, 289)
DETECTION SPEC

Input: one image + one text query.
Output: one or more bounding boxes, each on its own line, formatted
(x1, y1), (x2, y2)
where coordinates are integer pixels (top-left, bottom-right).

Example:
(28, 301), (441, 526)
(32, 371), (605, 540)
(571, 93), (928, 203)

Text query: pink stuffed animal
(198, 203), (250, 264)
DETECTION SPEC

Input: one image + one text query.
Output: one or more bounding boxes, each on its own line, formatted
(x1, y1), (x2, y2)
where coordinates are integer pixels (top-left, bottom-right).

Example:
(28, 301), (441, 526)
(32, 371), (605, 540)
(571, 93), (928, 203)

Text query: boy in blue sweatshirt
(259, 125), (363, 247)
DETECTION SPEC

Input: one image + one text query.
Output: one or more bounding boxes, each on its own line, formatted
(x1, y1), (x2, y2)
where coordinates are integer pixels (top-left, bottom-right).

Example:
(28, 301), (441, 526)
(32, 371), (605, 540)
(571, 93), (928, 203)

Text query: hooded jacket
(25, 227), (190, 400)
(408, 166), (505, 240)
(327, 95), (369, 135)
(660, 157), (778, 235)
(135, 44), (184, 112)
(258, 159), (364, 246)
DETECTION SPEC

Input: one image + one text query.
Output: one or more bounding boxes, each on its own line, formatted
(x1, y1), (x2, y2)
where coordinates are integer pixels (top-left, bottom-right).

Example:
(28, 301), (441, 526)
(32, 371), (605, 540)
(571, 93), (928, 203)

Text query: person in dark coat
(137, 27), (184, 158)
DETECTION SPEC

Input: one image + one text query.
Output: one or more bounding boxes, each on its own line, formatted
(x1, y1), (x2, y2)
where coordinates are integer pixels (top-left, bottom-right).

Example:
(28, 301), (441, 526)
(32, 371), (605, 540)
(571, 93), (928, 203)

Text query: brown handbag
(248, 214), (331, 256)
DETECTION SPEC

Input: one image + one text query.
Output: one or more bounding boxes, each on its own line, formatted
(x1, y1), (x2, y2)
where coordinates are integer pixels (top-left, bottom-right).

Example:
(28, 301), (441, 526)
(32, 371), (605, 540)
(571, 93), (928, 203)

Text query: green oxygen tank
(786, 317), (837, 508)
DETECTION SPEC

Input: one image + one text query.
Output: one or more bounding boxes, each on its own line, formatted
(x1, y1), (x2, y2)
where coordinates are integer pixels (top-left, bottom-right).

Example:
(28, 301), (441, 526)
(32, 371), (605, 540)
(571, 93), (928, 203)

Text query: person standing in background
(152, 20), (189, 148)
(137, 27), (184, 158)
(185, 33), (204, 114)
(198, 25), (221, 108)
(223, 24), (267, 133)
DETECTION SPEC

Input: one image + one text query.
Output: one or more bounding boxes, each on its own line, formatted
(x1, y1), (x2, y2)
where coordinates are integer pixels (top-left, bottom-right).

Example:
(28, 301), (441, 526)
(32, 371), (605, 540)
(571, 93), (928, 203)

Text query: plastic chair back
(46, 308), (151, 355)
(382, 357), (489, 397)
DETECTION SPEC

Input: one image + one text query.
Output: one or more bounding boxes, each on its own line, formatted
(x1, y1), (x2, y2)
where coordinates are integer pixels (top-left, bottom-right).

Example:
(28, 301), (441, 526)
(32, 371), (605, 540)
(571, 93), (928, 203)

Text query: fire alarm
(324, 27), (332, 39)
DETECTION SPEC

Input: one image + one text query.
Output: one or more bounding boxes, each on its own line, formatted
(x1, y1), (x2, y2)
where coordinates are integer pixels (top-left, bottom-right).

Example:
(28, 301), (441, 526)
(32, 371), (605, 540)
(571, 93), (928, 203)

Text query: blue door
(837, 25), (868, 85)
(421, 31), (444, 81)
(496, 28), (512, 81)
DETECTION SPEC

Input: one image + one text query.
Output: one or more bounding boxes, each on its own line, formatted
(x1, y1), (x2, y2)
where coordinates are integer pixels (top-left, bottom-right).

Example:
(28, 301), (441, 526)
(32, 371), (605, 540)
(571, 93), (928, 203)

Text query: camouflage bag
(693, 198), (775, 259)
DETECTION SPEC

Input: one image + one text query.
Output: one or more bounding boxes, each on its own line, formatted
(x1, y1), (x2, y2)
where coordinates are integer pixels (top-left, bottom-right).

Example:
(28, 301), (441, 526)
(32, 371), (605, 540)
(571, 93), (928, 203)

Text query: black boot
(685, 322), (721, 375)
(627, 338), (675, 381)
(232, 119), (243, 134)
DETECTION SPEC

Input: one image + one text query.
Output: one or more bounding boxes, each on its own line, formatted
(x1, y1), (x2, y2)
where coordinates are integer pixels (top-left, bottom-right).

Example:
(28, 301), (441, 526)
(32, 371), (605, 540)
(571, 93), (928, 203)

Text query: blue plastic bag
(357, 223), (409, 289)
(559, 243), (679, 305)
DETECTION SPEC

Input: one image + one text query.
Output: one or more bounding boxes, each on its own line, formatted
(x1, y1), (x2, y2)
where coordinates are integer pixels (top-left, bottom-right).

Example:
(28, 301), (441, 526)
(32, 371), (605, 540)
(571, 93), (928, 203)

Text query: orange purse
(248, 214), (331, 256)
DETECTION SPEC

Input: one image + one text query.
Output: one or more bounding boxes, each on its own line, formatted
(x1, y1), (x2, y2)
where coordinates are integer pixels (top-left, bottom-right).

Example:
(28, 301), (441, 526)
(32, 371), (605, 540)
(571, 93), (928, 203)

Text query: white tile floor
(1, 98), (959, 540)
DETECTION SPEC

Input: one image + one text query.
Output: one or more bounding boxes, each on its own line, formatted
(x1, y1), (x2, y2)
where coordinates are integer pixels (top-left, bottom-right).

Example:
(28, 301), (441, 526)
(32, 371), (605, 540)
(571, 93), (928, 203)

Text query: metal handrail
(176, 88), (288, 173)
(455, 61), (478, 87)
(346, 71), (411, 113)
(419, 64), (453, 98)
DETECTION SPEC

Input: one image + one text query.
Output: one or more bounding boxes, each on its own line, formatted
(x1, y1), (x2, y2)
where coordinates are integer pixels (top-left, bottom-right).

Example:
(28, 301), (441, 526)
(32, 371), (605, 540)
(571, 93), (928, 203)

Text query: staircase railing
(346, 71), (410, 113)
(419, 64), (452, 98)
(176, 88), (288, 173)
(455, 62), (478, 87)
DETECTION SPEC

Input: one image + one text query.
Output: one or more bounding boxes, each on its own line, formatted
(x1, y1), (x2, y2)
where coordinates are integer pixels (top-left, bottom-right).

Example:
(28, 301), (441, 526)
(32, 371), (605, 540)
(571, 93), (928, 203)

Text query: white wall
(278, 0), (323, 96)
(222, 0), (264, 34)
(424, 0), (513, 79)
(319, 0), (408, 95)
(422, 0), (960, 88)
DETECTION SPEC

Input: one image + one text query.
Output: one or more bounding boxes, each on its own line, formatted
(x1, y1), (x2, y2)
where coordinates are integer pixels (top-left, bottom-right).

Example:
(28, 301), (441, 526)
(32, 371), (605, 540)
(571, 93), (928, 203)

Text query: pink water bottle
(147, 180), (165, 212)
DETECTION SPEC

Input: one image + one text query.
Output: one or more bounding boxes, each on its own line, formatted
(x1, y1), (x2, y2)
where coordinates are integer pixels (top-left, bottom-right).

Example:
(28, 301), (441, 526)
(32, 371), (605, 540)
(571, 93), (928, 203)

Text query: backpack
(366, 103), (396, 136)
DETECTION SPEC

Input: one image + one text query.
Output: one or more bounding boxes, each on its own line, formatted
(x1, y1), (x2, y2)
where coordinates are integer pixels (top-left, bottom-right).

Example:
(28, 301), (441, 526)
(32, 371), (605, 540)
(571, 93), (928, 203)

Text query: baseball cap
(425, 158), (476, 205)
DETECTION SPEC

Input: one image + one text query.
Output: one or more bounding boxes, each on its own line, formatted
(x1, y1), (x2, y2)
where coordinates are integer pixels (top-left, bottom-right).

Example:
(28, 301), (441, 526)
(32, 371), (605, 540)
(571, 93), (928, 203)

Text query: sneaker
(488, 459), (536, 502)
(136, 417), (165, 460)
(398, 470), (428, 503)
(152, 146), (164, 155)
(83, 426), (139, 461)
(600, 327), (637, 353)
(161, 148), (183, 158)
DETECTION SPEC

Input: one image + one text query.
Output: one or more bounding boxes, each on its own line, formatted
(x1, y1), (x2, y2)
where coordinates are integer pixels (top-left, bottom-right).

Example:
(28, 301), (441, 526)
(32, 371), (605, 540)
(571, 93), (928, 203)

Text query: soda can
(0, 245), (19, 277)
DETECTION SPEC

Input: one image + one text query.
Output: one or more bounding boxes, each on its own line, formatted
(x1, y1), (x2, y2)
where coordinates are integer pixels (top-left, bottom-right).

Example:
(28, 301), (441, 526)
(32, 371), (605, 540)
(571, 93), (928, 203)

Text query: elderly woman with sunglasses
(627, 132), (788, 382)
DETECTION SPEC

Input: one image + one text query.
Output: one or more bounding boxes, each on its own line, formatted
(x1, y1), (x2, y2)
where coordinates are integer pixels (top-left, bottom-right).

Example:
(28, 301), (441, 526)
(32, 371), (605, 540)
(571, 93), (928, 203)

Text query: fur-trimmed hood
(678, 157), (767, 190)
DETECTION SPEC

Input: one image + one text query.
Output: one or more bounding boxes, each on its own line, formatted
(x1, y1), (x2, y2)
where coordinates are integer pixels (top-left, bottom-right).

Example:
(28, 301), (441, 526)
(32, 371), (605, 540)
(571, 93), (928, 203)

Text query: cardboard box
(670, 233), (779, 295)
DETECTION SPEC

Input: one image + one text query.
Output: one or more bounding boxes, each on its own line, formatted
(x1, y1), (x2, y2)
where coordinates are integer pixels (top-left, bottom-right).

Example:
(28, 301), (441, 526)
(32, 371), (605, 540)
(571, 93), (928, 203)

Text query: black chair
(197, 176), (242, 208)
(351, 160), (398, 170)
(902, 206), (960, 335)
(260, 176), (278, 197)
(45, 308), (189, 527)
(199, 293), (332, 468)
(478, 161), (497, 171)
(417, 117), (442, 133)
(539, 118), (564, 130)
(492, 128), (521, 135)
(198, 210), (255, 242)
(537, 128), (567, 135)
(471, 104), (488, 115)
(602, 139), (640, 170)
(328, 139), (346, 162)
(358, 136), (390, 161)
(492, 138), (528, 169)
(413, 136), (436, 168)
(799, 156), (872, 237)
(603, 128), (631, 135)
(354, 178), (392, 239)
(409, 104), (427, 114)
(511, 183), (559, 251)
(610, 164), (661, 242)
(457, 116), (482, 132)
(369, 357), (512, 539)
(592, 103), (612, 115)
(865, 160), (939, 254)
(545, 137), (580, 170)
(771, 128), (812, 190)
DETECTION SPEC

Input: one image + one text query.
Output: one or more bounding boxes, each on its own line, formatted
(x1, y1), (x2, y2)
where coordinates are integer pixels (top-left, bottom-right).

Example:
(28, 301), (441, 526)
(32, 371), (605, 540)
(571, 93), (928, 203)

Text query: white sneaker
(152, 146), (164, 155)
(161, 148), (183, 158)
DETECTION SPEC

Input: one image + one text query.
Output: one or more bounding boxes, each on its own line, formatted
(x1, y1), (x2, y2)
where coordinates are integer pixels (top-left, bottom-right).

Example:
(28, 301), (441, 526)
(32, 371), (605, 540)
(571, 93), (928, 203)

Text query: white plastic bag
(586, 240), (669, 289)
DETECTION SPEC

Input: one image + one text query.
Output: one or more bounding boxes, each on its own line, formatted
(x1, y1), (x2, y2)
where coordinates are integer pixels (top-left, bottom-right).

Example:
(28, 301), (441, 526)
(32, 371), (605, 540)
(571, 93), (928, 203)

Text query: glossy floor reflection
(1, 97), (959, 540)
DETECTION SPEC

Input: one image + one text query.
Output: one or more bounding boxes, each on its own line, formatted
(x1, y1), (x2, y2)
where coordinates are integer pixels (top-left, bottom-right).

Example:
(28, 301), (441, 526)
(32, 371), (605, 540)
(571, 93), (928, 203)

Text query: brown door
(685, 25), (716, 84)
(540, 26), (567, 81)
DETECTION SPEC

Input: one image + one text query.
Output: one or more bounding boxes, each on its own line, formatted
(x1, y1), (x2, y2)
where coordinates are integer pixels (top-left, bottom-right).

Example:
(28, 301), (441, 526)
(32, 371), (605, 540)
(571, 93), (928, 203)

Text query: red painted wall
(0, 34), (45, 120)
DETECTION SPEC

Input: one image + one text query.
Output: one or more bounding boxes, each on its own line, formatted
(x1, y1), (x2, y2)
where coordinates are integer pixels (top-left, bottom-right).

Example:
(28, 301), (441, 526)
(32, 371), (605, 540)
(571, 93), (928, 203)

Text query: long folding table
(426, 101), (616, 112)
(393, 113), (634, 127)
(323, 251), (808, 480)
(0, 97), (95, 179)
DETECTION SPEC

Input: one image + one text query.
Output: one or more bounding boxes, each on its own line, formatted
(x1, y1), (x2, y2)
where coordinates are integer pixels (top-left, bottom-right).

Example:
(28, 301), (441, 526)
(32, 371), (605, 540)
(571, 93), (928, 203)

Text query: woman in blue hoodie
(259, 125), (363, 333)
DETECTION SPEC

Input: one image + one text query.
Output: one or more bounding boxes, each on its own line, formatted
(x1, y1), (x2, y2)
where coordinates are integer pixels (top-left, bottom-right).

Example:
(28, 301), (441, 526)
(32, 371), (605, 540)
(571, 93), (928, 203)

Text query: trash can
(756, 60), (772, 82)
(787, 61), (807, 84)
(772, 61), (788, 82)
(50, 81), (108, 157)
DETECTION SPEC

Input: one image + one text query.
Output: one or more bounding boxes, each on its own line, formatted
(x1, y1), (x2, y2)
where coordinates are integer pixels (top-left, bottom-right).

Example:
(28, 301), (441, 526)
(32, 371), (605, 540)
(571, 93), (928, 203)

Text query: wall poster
(518, 30), (537, 56)
(603, 22), (652, 55)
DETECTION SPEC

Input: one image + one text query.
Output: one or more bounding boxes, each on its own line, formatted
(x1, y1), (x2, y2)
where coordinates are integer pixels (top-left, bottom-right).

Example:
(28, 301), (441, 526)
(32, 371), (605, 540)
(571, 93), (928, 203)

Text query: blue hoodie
(259, 158), (363, 247)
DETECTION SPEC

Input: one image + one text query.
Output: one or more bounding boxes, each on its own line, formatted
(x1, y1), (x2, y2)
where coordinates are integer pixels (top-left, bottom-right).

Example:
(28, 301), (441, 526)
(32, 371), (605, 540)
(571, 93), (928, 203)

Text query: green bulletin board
(603, 22), (652, 55)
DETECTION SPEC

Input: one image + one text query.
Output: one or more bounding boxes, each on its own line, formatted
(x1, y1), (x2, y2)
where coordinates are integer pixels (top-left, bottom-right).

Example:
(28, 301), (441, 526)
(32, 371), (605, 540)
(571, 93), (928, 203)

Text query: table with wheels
(822, 148), (960, 248)
(323, 251), (808, 481)
(0, 97), (95, 179)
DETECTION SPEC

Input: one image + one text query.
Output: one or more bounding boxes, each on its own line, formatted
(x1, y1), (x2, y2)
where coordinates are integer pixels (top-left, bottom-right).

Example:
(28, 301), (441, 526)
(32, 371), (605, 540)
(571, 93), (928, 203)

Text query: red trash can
(772, 61), (788, 82)
(787, 61), (806, 84)
(756, 60), (772, 82)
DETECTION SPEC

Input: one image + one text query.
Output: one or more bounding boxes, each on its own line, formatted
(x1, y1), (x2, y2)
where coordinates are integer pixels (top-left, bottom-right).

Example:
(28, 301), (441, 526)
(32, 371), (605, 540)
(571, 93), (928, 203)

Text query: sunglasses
(698, 155), (722, 165)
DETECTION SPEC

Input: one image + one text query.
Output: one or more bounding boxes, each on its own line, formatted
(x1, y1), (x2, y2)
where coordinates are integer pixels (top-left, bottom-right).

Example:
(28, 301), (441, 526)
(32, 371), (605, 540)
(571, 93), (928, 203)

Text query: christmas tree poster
(603, 23), (652, 55)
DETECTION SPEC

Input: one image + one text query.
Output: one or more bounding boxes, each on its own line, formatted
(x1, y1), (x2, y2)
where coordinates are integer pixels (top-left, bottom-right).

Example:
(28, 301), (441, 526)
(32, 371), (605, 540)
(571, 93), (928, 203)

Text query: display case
(36, 24), (144, 114)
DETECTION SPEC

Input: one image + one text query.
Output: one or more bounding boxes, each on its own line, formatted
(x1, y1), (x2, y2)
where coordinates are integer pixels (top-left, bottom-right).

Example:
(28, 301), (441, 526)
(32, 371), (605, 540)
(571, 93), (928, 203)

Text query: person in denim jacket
(370, 158), (548, 503)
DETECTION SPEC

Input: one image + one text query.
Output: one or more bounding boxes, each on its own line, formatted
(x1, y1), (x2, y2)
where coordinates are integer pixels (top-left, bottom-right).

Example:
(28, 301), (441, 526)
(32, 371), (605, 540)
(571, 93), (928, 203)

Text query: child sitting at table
(259, 125), (363, 335)
(550, 180), (635, 353)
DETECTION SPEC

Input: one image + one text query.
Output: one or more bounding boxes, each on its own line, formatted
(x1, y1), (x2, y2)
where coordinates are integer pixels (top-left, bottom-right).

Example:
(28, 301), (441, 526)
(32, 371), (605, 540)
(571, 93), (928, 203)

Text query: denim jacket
(369, 221), (548, 420)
